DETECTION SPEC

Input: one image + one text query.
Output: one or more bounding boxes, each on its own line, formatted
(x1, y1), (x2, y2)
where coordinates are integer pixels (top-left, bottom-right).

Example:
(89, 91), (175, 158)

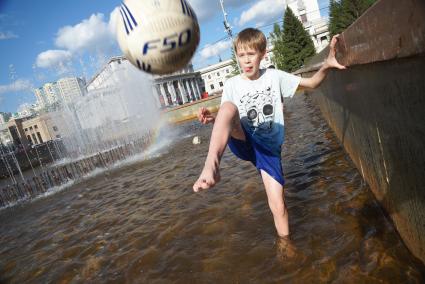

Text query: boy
(193, 28), (345, 238)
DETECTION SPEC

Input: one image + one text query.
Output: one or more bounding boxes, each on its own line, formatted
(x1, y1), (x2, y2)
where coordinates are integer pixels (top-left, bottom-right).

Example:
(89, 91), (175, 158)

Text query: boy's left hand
(325, 35), (346, 70)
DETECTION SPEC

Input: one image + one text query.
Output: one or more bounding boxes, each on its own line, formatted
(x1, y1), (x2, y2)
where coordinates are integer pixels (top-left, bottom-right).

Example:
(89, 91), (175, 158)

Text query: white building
(261, 37), (275, 69)
(43, 82), (61, 106)
(198, 59), (234, 95)
(34, 82), (60, 108)
(287, 0), (330, 52)
(34, 87), (47, 108)
(87, 56), (127, 91)
(152, 64), (203, 107)
(197, 48), (274, 96)
(80, 56), (160, 134)
(0, 113), (5, 125)
(56, 77), (87, 104)
(34, 77), (86, 109)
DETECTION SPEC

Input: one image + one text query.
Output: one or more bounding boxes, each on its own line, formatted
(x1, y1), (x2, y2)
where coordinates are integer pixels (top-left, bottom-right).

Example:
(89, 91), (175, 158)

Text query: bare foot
(276, 236), (307, 263)
(276, 236), (297, 260)
(193, 161), (221, 192)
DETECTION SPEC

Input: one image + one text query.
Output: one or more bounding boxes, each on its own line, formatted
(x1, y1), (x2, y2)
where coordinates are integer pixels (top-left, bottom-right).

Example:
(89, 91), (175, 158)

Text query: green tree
(270, 23), (285, 70)
(329, 0), (377, 37)
(270, 7), (315, 72)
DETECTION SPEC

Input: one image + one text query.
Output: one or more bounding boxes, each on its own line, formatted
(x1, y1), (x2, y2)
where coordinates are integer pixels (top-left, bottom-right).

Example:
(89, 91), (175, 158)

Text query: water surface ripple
(0, 95), (424, 283)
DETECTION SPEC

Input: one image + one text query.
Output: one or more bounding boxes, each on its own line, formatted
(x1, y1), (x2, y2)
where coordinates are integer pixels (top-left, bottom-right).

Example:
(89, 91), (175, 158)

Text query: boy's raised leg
(193, 102), (244, 192)
(260, 170), (289, 237)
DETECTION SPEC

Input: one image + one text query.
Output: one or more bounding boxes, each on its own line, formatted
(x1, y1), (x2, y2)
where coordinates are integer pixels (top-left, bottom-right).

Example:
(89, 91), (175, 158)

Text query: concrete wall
(297, 0), (425, 262)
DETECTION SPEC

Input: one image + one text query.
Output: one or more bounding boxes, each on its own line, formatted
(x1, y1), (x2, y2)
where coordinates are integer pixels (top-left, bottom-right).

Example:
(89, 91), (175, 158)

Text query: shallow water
(0, 95), (424, 283)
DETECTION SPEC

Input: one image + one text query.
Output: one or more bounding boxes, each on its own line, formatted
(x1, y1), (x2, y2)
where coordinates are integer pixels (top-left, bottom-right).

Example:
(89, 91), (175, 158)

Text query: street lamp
(219, 0), (241, 74)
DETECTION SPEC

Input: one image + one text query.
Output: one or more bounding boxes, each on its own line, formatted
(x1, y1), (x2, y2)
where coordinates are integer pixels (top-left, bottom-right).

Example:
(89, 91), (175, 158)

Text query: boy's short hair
(234, 28), (267, 53)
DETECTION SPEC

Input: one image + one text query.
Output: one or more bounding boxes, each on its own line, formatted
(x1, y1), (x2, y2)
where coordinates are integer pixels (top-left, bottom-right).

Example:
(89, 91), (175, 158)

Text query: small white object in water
(192, 136), (201, 145)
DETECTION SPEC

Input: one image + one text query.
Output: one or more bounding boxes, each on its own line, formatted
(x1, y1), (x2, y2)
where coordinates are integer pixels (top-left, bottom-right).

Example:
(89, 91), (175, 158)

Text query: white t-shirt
(221, 68), (300, 155)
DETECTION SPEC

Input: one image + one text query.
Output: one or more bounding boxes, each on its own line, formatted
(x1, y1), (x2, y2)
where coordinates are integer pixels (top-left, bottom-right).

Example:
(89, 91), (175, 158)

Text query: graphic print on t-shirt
(238, 86), (277, 134)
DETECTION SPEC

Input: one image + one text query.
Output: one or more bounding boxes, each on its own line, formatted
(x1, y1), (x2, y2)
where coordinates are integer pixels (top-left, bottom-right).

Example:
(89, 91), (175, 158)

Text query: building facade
(287, 0), (330, 52)
(152, 64), (203, 107)
(86, 56), (127, 91)
(56, 77), (87, 104)
(6, 118), (30, 148)
(197, 50), (274, 96)
(34, 77), (86, 109)
(43, 83), (61, 106)
(34, 87), (47, 108)
(4, 112), (67, 148)
(198, 59), (234, 95)
(21, 113), (65, 145)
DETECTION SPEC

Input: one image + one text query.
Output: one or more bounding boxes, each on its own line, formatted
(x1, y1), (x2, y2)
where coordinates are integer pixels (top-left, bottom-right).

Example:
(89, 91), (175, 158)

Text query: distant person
(193, 28), (346, 240)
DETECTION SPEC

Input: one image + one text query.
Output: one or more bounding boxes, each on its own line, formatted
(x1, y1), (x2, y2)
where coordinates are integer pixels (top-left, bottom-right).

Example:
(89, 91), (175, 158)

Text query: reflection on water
(0, 95), (424, 283)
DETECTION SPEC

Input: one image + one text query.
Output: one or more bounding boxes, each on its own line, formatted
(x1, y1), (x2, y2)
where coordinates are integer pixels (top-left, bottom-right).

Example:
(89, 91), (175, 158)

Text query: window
(208, 75), (211, 79)
(53, 126), (58, 131)
(29, 126), (33, 130)
(27, 135), (32, 144)
(210, 84), (215, 90)
(24, 128), (28, 132)
(56, 135), (61, 139)
(217, 72), (220, 76)
(34, 125), (38, 129)
(226, 69), (229, 74)
(219, 81), (223, 87)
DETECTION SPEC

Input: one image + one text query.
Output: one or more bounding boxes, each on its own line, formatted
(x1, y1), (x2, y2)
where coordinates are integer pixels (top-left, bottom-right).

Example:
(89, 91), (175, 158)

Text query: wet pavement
(0, 94), (423, 283)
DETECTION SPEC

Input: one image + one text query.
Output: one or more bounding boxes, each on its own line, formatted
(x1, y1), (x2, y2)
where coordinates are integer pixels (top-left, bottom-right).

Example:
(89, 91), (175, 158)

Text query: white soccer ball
(115, 0), (200, 75)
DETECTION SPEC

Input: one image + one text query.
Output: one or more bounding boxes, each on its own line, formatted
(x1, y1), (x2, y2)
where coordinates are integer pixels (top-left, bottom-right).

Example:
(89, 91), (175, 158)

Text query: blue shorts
(228, 133), (285, 186)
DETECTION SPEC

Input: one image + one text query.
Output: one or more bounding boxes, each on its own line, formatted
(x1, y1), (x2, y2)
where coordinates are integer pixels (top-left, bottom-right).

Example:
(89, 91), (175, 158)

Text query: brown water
(0, 95), (424, 283)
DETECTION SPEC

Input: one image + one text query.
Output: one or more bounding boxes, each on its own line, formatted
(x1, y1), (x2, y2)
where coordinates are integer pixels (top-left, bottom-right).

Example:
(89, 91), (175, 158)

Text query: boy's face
(236, 45), (265, 80)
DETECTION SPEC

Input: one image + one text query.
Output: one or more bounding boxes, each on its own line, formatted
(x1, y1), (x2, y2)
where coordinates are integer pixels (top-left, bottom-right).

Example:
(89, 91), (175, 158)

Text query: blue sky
(0, 0), (329, 113)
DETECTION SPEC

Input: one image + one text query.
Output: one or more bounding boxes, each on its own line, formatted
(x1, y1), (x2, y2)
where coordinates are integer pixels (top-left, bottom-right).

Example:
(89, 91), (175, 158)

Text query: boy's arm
(299, 35), (346, 90)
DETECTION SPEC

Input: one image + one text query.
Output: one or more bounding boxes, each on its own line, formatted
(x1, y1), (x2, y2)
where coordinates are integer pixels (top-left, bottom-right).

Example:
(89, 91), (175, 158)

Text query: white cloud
(35, 49), (72, 69)
(188, 0), (255, 22)
(55, 13), (114, 53)
(200, 40), (232, 59)
(237, 0), (286, 27)
(0, 31), (18, 40)
(35, 11), (119, 71)
(0, 79), (34, 94)
(108, 7), (120, 36)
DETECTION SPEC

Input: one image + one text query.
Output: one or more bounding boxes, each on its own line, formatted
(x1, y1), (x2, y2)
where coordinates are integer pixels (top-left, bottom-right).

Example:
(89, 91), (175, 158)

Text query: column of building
(177, 80), (188, 104)
(190, 79), (201, 100)
(194, 79), (202, 99)
(154, 78), (203, 106)
(159, 84), (170, 106)
(167, 82), (178, 105)
(184, 80), (194, 102)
